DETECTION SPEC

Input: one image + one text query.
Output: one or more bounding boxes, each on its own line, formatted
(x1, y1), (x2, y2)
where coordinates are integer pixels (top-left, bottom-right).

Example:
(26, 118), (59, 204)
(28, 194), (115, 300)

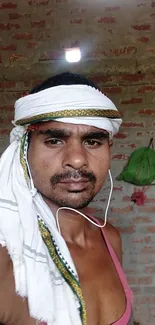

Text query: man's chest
(67, 240), (126, 325)
(0, 238), (127, 325)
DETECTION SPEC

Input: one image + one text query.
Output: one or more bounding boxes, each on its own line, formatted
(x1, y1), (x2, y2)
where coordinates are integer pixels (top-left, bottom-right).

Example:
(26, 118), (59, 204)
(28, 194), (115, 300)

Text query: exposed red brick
(132, 217), (151, 224)
(132, 234), (151, 242)
(147, 226), (155, 233)
(27, 41), (38, 49)
(113, 186), (123, 192)
(138, 85), (155, 93)
(123, 196), (131, 202)
(127, 276), (152, 285)
(55, 0), (68, 2)
(90, 75), (112, 83)
(142, 246), (155, 254)
(137, 2), (147, 6)
(141, 206), (155, 213)
(98, 17), (116, 23)
(121, 97), (143, 104)
(130, 255), (153, 264)
(11, 23), (20, 29)
(138, 36), (150, 43)
(0, 23), (11, 31)
(117, 225), (134, 233)
(70, 8), (86, 14)
(0, 23), (20, 30)
(9, 12), (31, 19)
(120, 73), (145, 82)
(22, 81), (31, 88)
(112, 154), (129, 160)
(111, 206), (133, 214)
(119, 143), (137, 149)
(102, 86), (122, 94)
(132, 287), (141, 295)
(31, 20), (46, 28)
(88, 46), (136, 58)
(124, 268), (135, 275)
(12, 33), (33, 40)
(0, 44), (17, 51)
(39, 50), (62, 61)
(110, 46), (136, 56)
(70, 19), (83, 24)
(0, 105), (14, 111)
(136, 132), (142, 136)
(31, 79), (43, 88)
(105, 6), (120, 11)
(151, 2), (155, 7)
(138, 108), (155, 115)
(114, 132), (128, 139)
(0, 2), (17, 9)
(132, 24), (151, 31)
(145, 266), (155, 274)
(0, 129), (11, 135)
(122, 122), (144, 127)
(135, 296), (155, 305)
(0, 81), (16, 89)
(9, 12), (21, 19)
(45, 9), (55, 15)
(0, 116), (12, 124)
(9, 53), (25, 62)
(28, 0), (49, 5)
(148, 47), (155, 53)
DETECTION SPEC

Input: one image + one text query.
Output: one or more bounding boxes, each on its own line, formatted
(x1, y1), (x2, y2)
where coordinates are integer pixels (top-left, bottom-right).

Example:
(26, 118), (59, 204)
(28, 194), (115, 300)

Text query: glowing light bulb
(65, 48), (81, 63)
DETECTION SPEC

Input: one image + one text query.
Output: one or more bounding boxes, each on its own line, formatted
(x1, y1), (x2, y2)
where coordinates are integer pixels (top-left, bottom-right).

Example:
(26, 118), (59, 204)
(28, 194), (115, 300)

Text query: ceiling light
(65, 48), (81, 63)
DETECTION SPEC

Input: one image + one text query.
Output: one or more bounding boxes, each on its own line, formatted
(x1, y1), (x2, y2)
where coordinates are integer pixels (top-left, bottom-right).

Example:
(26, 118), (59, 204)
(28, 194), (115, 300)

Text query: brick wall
(0, 1), (155, 324)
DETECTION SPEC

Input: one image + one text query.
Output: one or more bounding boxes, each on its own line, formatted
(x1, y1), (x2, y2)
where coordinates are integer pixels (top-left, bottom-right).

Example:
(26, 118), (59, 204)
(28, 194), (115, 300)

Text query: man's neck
(42, 195), (97, 247)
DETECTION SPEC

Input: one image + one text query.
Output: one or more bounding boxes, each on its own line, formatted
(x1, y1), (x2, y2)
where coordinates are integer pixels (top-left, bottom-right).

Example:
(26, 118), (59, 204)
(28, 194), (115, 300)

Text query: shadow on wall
(134, 322), (140, 325)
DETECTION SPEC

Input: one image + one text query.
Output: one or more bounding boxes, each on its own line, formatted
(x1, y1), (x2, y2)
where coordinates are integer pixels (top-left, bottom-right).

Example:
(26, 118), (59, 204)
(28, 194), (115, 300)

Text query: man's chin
(57, 200), (90, 210)
(49, 195), (94, 210)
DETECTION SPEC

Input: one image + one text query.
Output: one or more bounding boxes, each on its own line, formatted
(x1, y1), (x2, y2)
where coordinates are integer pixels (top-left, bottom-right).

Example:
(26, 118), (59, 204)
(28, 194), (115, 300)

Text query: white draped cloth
(0, 140), (82, 325)
(0, 84), (122, 324)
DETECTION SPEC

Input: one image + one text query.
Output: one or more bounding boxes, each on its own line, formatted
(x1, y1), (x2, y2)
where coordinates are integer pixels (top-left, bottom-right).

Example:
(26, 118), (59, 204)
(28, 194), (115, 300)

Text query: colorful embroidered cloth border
(38, 216), (87, 325)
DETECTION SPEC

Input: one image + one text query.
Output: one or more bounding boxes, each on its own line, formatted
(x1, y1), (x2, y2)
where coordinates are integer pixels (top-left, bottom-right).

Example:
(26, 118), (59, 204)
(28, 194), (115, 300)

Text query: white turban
(11, 84), (122, 142)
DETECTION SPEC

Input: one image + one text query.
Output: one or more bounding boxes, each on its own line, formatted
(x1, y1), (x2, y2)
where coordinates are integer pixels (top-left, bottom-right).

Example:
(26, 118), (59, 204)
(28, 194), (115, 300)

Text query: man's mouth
(59, 178), (90, 191)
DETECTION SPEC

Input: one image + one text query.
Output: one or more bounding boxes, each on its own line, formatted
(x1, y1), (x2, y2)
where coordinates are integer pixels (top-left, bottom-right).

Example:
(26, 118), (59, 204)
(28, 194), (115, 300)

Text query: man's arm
(0, 245), (10, 277)
(0, 245), (11, 324)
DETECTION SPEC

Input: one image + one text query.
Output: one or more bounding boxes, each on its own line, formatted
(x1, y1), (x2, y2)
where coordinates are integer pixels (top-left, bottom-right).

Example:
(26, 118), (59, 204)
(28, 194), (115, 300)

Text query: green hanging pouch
(117, 138), (155, 185)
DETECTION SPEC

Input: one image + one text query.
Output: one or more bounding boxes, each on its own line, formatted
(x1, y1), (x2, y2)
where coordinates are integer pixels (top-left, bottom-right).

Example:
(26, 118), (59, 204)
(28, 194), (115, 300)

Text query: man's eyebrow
(38, 129), (109, 139)
(83, 131), (109, 140)
(38, 129), (72, 137)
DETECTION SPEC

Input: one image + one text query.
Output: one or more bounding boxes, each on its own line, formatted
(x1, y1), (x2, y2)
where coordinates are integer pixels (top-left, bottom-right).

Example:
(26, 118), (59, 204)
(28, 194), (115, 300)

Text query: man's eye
(84, 140), (102, 146)
(45, 139), (62, 145)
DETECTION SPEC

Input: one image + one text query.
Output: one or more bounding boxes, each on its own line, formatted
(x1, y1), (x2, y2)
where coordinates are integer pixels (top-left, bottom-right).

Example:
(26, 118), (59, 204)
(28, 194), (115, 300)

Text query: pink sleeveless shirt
(100, 226), (133, 325)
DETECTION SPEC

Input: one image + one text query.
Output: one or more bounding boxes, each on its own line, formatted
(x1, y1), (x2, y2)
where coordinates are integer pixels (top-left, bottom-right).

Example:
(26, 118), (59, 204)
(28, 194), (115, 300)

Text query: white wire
(55, 169), (113, 234)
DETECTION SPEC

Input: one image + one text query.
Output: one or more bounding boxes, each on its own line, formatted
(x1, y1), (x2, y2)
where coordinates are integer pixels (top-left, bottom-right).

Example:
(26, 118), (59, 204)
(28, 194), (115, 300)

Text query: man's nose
(62, 141), (88, 170)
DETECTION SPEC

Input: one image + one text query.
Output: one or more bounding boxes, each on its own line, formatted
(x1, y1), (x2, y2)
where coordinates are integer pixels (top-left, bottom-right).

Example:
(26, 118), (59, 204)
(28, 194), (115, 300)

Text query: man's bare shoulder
(94, 217), (122, 264)
(0, 245), (11, 279)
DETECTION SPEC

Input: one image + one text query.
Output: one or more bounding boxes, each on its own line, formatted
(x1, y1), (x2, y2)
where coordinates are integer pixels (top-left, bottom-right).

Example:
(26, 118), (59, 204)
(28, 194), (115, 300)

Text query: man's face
(28, 121), (111, 209)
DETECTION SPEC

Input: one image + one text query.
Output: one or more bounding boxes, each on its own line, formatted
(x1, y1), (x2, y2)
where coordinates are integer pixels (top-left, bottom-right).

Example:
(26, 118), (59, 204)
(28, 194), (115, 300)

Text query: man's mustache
(50, 170), (96, 185)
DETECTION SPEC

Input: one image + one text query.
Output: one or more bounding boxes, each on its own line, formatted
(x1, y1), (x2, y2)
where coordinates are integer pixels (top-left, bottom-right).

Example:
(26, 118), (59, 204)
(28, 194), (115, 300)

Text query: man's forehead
(35, 120), (108, 134)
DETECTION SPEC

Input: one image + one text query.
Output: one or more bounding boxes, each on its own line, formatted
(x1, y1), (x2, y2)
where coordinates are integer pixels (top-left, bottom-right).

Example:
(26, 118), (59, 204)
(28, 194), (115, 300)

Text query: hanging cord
(56, 169), (113, 234)
(148, 137), (154, 149)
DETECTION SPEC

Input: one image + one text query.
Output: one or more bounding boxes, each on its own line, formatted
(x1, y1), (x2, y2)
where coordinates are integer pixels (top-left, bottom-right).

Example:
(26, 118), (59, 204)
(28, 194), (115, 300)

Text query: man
(0, 72), (133, 325)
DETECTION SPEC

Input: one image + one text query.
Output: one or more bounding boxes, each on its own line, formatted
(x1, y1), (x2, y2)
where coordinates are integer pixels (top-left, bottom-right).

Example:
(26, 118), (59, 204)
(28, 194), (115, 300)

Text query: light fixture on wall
(65, 47), (81, 63)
